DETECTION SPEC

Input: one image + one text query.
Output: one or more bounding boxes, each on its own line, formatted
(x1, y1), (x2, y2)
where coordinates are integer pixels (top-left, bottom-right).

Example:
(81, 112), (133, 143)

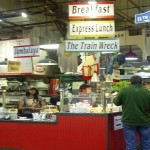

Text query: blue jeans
(123, 124), (150, 150)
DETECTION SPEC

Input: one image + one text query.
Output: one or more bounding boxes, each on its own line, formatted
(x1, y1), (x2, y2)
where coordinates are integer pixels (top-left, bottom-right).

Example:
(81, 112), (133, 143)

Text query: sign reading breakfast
(14, 45), (39, 58)
(69, 20), (115, 38)
(69, 2), (114, 19)
(65, 38), (119, 52)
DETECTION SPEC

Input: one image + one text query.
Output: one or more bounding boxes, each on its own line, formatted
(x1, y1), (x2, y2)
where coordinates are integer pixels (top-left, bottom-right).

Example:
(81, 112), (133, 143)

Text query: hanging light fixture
(37, 56), (57, 66)
(39, 44), (59, 50)
(39, 5), (60, 50)
(123, 0), (138, 61)
(125, 45), (138, 60)
(21, 12), (27, 18)
(91, 71), (100, 82)
(38, 5), (58, 66)
(0, 58), (7, 65)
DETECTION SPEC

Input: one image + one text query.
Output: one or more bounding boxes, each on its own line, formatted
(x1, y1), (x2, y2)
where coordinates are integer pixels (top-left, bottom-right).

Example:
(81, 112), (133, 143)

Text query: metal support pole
(59, 90), (64, 112)
(2, 87), (6, 107)
(101, 88), (107, 113)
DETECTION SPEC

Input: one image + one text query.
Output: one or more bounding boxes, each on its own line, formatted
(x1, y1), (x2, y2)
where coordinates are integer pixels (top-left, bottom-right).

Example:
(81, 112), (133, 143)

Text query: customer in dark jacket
(113, 75), (150, 150)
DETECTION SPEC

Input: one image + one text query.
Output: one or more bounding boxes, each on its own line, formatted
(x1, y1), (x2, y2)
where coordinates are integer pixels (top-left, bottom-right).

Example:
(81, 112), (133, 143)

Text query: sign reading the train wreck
(65, 38), (119, 52)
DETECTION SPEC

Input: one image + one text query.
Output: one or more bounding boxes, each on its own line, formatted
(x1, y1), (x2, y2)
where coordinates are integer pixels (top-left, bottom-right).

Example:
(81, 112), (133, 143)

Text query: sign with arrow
(135, 11), (150, 24)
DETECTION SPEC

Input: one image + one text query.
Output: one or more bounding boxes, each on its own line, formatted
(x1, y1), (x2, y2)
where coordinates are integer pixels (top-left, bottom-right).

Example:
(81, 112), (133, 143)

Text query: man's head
(130, 75), (143, 85)
(79, 84), (92, 94)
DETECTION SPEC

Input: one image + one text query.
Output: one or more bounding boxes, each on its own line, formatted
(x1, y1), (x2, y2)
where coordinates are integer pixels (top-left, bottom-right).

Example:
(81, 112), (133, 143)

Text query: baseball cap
(28, 85), (37, 90)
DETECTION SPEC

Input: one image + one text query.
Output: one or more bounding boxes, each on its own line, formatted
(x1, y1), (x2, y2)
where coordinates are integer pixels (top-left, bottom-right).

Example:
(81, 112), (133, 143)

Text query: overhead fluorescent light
(37, 56), (58, 65)
(21, 12), (27, 17)
(102, 52), (116, 54)
(39, 44), (59, 50)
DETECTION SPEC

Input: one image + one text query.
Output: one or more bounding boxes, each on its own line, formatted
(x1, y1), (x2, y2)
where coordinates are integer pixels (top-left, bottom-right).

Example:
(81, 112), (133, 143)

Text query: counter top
(57, 111), (122, 116)
(0, 111), (122, 124)
(0, 118), (57, 124)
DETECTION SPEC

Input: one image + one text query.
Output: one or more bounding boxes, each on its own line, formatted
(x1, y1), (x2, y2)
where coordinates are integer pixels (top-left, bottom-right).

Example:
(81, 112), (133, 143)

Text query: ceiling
(0, 0), (149, 39)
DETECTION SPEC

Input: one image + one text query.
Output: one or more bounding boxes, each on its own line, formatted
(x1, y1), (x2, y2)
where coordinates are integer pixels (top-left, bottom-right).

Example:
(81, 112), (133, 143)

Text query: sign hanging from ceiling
(69, 20), (115, 38)
(0, 58), (32, 76)
(65, 38), (119, 52)
(14, 45), (40, 58)
(69, 2), (114, 19)
(7, 61), (22, 73)
(135, 11), (150, 24)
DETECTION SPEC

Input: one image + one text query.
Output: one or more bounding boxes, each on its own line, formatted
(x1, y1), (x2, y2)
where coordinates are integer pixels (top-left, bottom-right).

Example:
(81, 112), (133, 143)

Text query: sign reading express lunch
(69, 20), (115, 38)
(67, 2), (117, 52)
(69, 2), (114, 19)
(66, 39), (119, 52)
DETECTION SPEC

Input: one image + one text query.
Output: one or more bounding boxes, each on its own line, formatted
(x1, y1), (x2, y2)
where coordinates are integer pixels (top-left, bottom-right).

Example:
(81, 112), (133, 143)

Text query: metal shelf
(55, 74), (84, 83)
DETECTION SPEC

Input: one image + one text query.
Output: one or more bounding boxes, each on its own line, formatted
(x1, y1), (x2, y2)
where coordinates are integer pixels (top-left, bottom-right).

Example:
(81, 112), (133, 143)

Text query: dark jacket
(113, 85), (150, 125)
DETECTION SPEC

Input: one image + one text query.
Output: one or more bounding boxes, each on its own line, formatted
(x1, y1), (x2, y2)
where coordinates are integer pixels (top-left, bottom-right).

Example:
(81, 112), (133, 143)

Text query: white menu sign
(69, 2), (114, 19)
(14, 45), (40, 58)
(69, 20), (115, 38)
(65, 38), (119, 52)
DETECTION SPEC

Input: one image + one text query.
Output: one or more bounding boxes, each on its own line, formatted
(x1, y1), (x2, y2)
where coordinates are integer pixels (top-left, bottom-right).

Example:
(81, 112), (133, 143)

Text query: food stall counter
(0, 112), (125, 150)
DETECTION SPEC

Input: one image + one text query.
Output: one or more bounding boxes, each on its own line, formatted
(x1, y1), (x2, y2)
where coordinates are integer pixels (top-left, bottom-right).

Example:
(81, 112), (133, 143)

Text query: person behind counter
(18, 85), (46, 118)
(70, 83), (92, 105)
(79, 83), (92, 96)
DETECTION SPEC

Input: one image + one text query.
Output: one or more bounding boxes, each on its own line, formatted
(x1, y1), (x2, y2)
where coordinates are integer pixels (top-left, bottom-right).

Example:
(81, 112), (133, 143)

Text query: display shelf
(55, 74), (84, 83)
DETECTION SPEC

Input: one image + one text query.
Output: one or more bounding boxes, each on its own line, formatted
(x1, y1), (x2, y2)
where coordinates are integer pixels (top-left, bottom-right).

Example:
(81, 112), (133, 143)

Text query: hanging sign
(65, 38), (119, 52)
(14, 45), (40, 58)
(0, 58), (32, 76)
(135, 11), (150, 24)
(69, 2), (114, 19)
(7, 61), (22, 73)
(69, 20), (115, 38)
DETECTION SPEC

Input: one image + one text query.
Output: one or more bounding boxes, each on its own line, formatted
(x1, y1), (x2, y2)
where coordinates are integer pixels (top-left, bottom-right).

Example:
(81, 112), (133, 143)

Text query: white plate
(18, 117), (27, 119)
(14, 118), (32, 121)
